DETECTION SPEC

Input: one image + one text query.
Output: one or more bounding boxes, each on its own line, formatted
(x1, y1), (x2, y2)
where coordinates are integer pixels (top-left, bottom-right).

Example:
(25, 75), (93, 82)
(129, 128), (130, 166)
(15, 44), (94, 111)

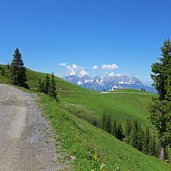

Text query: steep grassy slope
(39, 94), (171, 170)
(60, 89), (154, 127)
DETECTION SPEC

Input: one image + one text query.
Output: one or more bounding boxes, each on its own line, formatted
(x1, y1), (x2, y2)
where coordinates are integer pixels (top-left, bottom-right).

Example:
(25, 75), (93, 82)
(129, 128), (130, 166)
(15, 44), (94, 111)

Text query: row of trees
(125, 119), (158, 156)
(101, 115), (159, 157)
(38, 73), (58, 100)
(102, 114), (124, 140)
(5, 48), (58, 100)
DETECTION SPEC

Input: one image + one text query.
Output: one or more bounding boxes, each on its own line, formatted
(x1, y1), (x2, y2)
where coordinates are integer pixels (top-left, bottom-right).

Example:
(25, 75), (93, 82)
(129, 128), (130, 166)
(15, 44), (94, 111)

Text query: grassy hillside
(1, 65), (171, 170)
(28, 70), (155, 128)
(39, 94), (171, 170)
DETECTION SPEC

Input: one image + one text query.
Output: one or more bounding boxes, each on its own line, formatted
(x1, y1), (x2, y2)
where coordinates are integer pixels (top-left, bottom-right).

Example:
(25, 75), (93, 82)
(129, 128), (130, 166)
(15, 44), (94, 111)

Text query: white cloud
(60, 63), (88, 76)
(102, 64), (118, 70)
(79, 70), (88, 77)
(92, 65), (98, 70)
(59, 63), (67, 66)
(108, 72), (115, 76)
(107, 73), (123, 77)
(66, 64), (78, 75)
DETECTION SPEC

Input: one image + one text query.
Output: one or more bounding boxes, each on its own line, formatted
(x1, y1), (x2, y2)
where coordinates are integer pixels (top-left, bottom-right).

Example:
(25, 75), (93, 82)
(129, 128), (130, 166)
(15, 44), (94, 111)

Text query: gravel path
(0, 84), (66, 171)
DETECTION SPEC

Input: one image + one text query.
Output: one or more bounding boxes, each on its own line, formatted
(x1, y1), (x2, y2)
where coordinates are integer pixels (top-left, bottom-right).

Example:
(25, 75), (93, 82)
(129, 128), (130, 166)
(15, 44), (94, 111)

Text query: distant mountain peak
(63, 74), (155, 92)
(63, 74), (150, 91)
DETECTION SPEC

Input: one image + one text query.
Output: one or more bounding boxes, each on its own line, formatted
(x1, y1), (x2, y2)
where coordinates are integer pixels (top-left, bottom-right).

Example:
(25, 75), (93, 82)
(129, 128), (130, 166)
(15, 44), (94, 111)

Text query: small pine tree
(38, 78), (42, 92)
(149, 133), (157, 156)
(44, 74), (50, 94)
(125, 118), (132, 143)
(38, 78), (45, 93)
(1, 68), (5, 76)
(10, 48), (28, 88)
(104, 115), (112, 133)
(49, 72), (57, 99)
(130, 120), (139, 149)
(7, 63), (10, 69)
(102, 114), (106, 130)
(112, 120), (117, 137)
(137, 123), (144, 151)
(142, 127), (150, 154)
(117, 123), (124, 141)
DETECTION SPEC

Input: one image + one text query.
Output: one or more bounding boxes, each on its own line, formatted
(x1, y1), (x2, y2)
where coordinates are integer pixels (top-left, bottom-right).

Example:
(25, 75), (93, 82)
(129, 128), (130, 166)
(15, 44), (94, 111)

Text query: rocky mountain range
(63, 75), (155, 92)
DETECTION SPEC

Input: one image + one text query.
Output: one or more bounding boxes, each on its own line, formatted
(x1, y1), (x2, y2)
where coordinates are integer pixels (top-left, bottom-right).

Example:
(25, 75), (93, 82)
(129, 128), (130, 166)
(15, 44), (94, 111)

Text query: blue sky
(0, 0), (171, 85)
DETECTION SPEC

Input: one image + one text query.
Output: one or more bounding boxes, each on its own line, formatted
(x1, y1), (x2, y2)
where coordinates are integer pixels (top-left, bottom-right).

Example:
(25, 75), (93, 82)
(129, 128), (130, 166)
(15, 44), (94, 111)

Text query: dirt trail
(0, 84), (66, 171)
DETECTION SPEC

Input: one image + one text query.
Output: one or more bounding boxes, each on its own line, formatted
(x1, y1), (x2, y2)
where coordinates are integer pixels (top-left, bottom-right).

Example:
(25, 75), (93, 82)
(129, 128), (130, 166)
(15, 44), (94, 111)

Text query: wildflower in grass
(100, 163), (106, 170)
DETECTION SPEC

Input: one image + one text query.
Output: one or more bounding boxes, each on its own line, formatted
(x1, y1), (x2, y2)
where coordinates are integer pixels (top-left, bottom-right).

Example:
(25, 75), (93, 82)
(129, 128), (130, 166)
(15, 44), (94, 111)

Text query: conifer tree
(149, 39), (171, 160)
(38, 78), (45, 93)
(130, 120), (139, 149)
(112, 120), (117, 137)
(117, 123), (124, 141)
(38, 78), (42, 92)
(1, 67), (4, 76)
(10, 48), (28, 88)
(137, 123), (144, 151)
(142, 127), (150, 154)
(102, 114), (106, 130)
(44, 74), (50, 94)
(125, 118), (132, 143)
(149, 134), (157, 156)
(7, 63), (10, 69)
(49, 72), (57, 99)
(104, 115), (112, 133)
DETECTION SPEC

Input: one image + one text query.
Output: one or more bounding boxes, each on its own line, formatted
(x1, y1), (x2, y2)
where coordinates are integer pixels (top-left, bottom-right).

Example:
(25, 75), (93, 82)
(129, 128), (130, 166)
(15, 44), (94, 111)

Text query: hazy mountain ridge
(63, 75), (155, 92)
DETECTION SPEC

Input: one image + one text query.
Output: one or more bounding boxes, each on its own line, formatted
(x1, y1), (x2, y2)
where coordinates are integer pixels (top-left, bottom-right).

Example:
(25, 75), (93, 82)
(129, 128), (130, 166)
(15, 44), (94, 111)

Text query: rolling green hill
(0, 65), (171, 170)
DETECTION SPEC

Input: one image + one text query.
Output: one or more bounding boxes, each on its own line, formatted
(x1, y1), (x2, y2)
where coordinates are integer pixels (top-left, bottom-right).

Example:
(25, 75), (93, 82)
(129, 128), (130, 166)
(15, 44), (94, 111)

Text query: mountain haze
(63, 74), (154, 92)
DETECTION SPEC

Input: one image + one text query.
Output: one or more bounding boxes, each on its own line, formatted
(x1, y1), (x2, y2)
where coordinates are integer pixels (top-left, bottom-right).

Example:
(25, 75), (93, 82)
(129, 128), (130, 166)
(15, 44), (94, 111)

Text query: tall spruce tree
(10, 48), (28, 88)
(149, 39), (171, 160)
